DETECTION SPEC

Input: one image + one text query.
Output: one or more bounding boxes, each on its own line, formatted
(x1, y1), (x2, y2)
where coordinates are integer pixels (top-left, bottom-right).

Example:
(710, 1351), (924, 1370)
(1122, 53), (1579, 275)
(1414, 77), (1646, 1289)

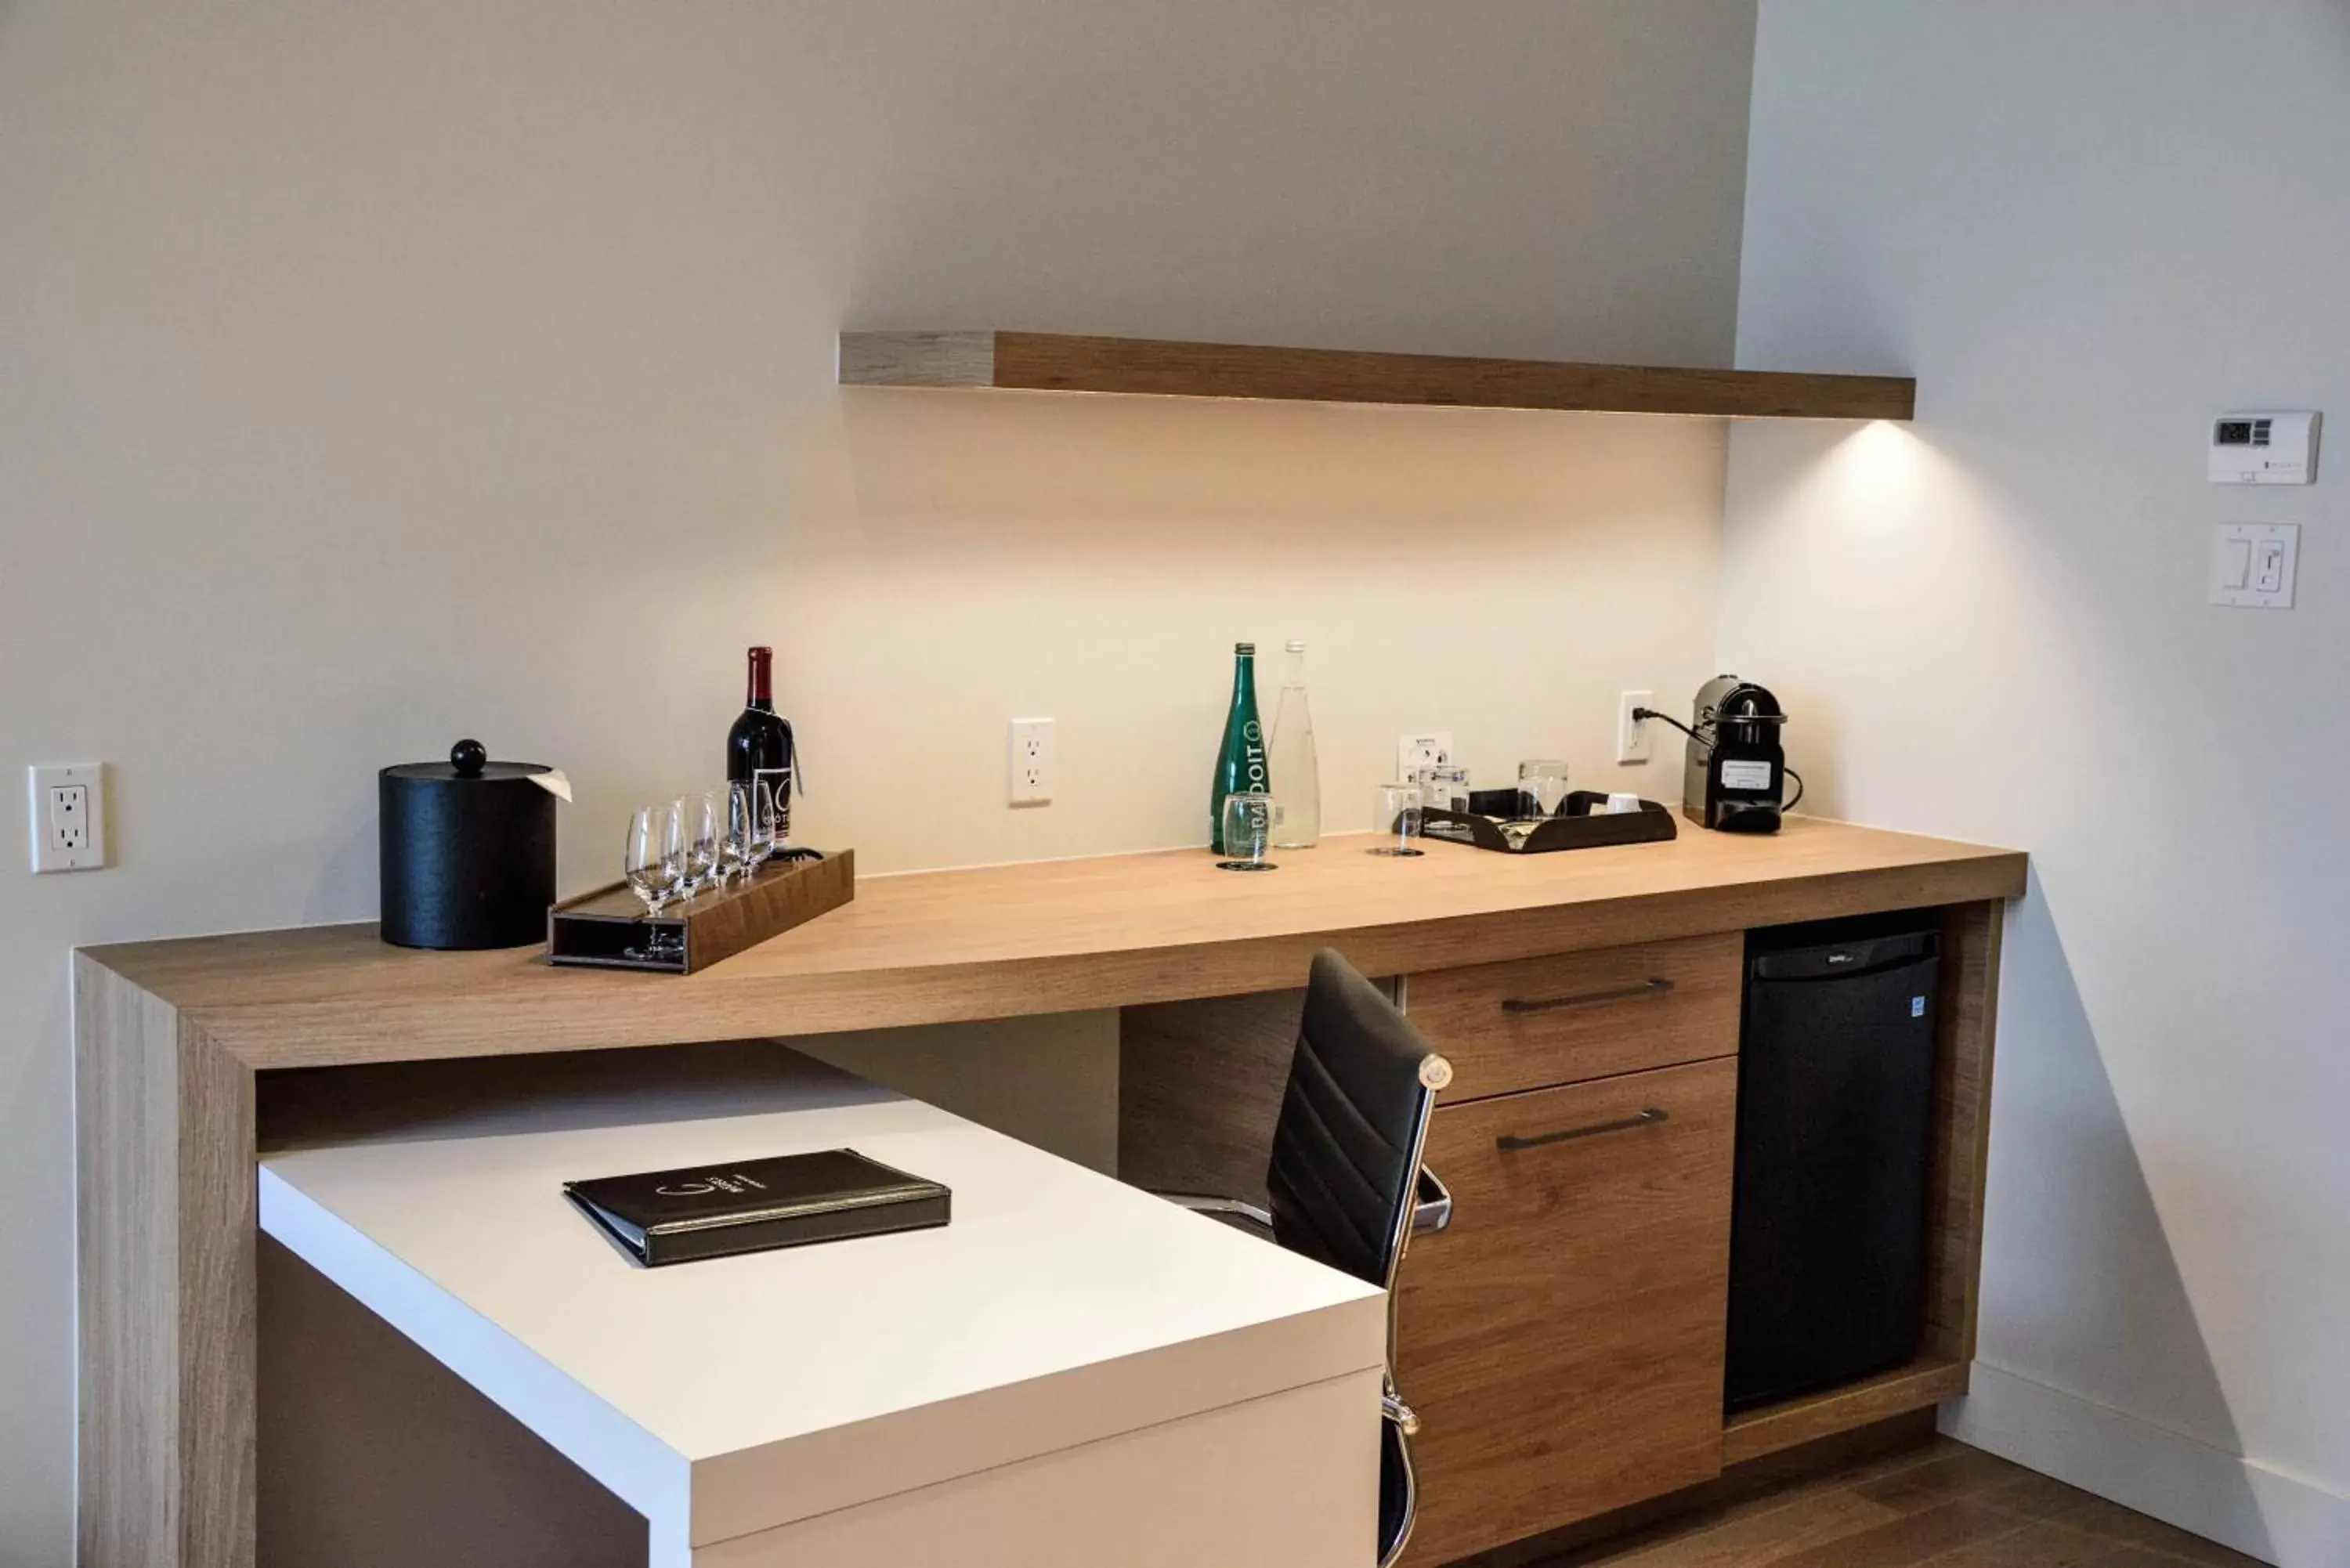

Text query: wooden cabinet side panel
(1116, 990), (1303, 1208)
(77, 955), (184, 1567)
(1396, 1059), (1737, 1564)
(1921, 901), (2002, 1366)
(179, 1031), (258, 1568)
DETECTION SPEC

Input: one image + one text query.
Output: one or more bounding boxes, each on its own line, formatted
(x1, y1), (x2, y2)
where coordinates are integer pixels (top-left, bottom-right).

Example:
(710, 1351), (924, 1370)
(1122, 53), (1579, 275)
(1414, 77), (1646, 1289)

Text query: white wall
(1731, 5), (2350, 1563)
(0, 2), (1758, 1558)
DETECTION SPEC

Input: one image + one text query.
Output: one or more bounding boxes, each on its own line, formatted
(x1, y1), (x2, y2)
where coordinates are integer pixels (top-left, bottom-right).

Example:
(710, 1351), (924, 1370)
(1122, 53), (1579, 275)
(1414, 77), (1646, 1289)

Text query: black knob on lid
(449, 739), (489, 778)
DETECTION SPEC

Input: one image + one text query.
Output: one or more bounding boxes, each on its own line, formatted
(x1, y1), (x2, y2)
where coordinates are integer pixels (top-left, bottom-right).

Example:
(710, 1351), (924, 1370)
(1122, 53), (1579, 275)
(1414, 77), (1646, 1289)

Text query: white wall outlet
(1008, 718), (1054, 806)
(1396, 732), (1454, 780)
(2210, 522), (2299, 609)
(1616, 691), (1655, 764)
(29, 762), (107, 873)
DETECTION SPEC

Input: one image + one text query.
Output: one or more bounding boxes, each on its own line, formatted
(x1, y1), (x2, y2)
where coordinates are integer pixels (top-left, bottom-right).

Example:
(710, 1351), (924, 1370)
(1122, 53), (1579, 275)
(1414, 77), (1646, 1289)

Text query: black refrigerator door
(1725, 927), (1940, 1411)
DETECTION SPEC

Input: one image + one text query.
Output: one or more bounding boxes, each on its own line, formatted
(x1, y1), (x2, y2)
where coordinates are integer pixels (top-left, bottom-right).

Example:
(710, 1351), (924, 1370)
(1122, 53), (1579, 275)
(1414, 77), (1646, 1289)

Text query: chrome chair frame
(1162, 1047), (1454, 1568)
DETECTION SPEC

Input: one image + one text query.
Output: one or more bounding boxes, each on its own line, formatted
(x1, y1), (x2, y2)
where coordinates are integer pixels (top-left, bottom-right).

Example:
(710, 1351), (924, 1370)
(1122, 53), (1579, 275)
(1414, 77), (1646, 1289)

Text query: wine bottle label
(754, 767), (794, 836)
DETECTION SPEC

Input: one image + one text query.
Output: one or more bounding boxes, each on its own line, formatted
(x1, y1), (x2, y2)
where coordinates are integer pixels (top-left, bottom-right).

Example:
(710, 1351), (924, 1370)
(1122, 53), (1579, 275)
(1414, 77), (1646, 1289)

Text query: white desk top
(259, 1051), (1386, 1559)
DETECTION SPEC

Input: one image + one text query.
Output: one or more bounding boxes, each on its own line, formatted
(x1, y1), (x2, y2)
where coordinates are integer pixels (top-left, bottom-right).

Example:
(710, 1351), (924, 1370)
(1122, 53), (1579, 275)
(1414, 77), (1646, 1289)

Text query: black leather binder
(563, 1148), (950, 1267)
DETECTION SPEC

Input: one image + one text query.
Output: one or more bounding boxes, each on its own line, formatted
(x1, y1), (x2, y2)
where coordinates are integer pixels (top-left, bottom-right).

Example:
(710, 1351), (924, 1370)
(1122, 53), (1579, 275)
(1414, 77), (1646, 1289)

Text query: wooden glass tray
(546, 850), (855, 974)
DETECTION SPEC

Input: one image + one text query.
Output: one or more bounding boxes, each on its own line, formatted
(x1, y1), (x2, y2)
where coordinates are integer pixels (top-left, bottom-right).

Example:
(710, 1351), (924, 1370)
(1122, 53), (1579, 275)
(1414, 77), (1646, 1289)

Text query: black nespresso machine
(1681, 676), (1791, 833)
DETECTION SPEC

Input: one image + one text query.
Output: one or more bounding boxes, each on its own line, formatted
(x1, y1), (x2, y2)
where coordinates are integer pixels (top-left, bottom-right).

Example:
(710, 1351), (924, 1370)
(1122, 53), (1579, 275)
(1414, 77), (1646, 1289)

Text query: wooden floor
(1528, 1433), (2263, 1568)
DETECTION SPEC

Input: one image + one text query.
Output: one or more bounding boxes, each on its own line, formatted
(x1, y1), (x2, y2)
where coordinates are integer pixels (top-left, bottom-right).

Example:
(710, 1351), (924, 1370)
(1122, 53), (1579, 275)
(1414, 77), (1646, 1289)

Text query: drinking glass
(748, 778), (780, 866)
(682, 792), (721, 895)
(623, 804), (689, 963)
(1517, 759), (1571, 820)
(624, 806), (682, 916)
(721, 781), (757, 883)
(1367, 783), (1425, 856)
(1420, 765), (1470, 818)
(1217, 790), (1278, 872)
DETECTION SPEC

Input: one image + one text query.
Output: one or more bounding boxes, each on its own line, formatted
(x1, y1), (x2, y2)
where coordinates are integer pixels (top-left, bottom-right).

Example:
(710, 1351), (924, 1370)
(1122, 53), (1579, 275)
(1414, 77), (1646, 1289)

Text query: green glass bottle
(1209, 641), (1271, 849)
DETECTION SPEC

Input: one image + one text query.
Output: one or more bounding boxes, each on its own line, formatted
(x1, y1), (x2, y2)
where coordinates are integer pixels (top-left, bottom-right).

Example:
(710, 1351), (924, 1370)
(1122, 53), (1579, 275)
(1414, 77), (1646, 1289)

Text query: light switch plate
(2210, 522), (2299, 609)
(29, 762), (107, 873)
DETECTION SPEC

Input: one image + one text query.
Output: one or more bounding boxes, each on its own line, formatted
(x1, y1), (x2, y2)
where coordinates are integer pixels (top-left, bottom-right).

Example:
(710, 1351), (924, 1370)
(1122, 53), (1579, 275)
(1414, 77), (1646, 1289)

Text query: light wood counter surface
(89, 818), (2022, 1071)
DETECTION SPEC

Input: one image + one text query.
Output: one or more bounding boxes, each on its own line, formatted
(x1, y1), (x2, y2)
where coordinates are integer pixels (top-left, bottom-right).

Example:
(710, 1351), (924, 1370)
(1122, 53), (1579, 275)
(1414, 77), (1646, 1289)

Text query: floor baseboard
(1943, 1360), (2350, 1568)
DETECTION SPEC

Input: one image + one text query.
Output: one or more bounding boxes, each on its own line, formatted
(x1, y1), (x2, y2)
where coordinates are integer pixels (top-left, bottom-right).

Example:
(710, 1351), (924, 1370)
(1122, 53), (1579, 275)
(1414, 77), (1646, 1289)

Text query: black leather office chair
(1162, 948), (1454, 1568)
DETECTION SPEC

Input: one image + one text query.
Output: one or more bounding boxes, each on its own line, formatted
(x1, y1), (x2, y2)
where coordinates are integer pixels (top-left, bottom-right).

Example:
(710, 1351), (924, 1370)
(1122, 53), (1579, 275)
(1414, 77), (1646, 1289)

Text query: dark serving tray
(1419, 789), (1677, 854)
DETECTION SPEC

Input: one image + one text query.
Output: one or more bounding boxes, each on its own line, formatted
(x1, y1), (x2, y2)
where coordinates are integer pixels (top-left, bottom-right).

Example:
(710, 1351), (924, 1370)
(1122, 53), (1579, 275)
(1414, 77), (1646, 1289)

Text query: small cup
(1217, 791), (1279, 872)
(1604, 791), (1643, 815)
(1367, 783), (1426, 857)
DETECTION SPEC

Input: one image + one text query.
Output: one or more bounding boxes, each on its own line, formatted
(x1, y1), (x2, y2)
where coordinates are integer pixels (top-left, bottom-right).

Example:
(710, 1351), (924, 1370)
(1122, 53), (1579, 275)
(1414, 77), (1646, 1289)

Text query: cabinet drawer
(1405, 932), (1741, 1100)
(1394, 1058), (1736, 1565)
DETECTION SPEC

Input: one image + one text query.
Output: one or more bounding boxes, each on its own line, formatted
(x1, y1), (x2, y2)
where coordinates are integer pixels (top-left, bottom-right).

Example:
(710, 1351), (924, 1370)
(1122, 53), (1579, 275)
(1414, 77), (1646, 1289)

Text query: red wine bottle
(726, 646), (797, 841)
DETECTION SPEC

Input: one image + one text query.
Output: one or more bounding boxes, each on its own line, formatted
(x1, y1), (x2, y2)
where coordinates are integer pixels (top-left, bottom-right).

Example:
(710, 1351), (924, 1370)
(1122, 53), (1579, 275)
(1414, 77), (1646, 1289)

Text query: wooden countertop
(86, 818), (2023, 1071)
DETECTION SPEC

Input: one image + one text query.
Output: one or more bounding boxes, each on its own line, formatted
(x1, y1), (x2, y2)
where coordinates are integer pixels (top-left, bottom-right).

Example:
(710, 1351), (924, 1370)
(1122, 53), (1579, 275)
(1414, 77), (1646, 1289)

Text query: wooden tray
(546, 850), (855, 974)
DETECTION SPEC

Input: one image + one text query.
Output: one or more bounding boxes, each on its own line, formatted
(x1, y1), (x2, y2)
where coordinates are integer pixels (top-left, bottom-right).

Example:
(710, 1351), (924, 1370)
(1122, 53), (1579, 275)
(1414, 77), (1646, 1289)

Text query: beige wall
(1732, 4), (2350, 1562)
(0, 2), (1757, 1556)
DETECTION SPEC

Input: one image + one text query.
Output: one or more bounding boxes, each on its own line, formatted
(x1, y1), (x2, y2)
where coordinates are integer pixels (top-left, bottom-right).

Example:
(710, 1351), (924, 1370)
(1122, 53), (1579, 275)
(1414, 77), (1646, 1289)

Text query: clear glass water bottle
(1268, 640), (1321, 848)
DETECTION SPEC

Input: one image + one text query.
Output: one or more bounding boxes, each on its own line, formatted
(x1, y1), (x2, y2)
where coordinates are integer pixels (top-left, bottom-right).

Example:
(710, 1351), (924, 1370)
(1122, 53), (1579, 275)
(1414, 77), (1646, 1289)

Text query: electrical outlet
(1617, 691), (1654, 764)
(1008, 718), (1054, 807)
(29, 762), (107, 873)
(1396, 732), (1454, 781)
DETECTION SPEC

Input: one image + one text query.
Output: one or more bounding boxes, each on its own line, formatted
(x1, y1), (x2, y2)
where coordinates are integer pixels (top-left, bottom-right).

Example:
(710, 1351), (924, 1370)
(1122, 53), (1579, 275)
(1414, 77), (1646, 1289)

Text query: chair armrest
(1412, 1166), (1453, 1234)
(1152, 1191), (1276, 1237)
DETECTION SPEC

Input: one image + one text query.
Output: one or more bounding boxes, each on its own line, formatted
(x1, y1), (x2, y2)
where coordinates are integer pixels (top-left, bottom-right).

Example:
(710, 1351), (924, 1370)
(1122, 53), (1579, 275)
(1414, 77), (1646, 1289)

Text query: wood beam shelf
(838, 331), (1915, 421)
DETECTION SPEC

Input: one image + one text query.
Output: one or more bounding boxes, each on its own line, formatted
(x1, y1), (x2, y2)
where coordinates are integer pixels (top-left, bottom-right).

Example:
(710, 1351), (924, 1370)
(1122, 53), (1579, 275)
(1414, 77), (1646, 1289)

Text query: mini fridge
(1724, 915), (1941, 1412)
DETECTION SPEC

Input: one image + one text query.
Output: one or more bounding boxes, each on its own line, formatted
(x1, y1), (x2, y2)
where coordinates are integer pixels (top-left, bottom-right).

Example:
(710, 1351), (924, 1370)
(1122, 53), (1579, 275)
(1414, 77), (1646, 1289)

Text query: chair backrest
(1264, 949), (1441, 1293)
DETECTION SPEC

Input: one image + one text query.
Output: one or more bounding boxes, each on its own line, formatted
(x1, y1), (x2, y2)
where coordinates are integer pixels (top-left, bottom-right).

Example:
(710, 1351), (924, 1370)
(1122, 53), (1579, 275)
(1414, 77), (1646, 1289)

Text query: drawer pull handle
(1495, 1107), (1669, 1151)
(1500, 977), (1675, 1015)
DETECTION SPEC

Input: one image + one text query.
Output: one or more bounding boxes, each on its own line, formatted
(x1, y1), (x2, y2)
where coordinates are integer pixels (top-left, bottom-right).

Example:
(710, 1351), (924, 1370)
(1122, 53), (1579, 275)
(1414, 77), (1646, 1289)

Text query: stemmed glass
(749, 778), (780, 866)
(623, 804), (687, 961)
(624, 805), (681, 915)
(720, 781), (757, 885)
(681, 792), (721, 897)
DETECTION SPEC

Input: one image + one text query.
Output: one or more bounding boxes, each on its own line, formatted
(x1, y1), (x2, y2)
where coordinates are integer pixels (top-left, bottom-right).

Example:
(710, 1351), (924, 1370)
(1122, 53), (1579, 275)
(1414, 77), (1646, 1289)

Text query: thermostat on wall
(2209, 410), (2319, 485)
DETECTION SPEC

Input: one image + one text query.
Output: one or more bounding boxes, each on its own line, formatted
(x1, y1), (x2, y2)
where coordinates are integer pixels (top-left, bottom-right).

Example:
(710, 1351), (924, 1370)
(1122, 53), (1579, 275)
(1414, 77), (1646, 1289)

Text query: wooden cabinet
(1403, 933), (1742, 1101)
(1394, 1057), (1737, 1565)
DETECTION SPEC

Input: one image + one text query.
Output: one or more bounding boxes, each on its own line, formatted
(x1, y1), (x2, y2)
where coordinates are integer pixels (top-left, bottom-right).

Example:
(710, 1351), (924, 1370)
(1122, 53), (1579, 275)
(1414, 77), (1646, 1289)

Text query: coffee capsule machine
(1681, 676), (1791, 833)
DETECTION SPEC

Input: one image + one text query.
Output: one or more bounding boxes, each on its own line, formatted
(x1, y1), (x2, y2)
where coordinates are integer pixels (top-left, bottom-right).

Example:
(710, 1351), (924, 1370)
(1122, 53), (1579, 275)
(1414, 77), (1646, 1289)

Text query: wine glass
(1216, 790), (1278, 872)
(681, 793), (721, 896)
(624, 806), (681, 916)
(748, 778), (780, 865)
(723, 781), (758, 883)
(1367, 783), (1426, 857)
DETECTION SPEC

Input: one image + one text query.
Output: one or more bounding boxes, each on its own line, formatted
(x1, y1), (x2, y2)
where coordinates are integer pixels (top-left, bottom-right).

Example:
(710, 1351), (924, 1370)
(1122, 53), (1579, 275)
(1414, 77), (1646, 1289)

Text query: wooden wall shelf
(838, 331), (1916, 421)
